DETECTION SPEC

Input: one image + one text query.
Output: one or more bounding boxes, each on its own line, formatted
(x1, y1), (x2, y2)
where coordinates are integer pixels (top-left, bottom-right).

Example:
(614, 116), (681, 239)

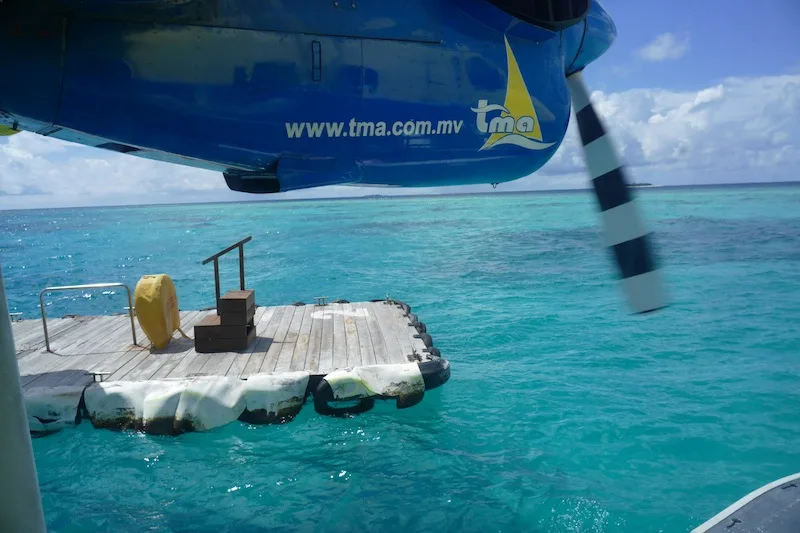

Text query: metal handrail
(39, 282), (137, 352)
(201, 236), (251, 312)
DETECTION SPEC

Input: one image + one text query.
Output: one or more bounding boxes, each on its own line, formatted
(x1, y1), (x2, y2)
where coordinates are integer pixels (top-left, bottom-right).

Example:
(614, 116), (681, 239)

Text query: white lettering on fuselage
(285, 118), (464, 139)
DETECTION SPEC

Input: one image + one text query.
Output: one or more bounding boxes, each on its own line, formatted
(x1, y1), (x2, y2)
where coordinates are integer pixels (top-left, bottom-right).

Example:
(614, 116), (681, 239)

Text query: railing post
(201, 236), (252, 313)
(39, 290), (50, 352)
(238, 243), (245, 291)
(123, 285), (137, 346)
(39, 283), (137, 352)
(213, 258), (221, 313)
(0, 267), (47, 533)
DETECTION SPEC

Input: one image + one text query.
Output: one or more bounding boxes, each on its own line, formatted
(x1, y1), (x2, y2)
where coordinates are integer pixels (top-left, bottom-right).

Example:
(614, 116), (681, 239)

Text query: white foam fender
(173, 376), (246, 431)
(24, 386), (85, 433)
(243, 371), (309, 422)
(326, 363), (424, 400)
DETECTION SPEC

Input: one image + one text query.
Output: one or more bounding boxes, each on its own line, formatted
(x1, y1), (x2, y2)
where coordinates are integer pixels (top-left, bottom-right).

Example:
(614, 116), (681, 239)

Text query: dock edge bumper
(313, 298), (450, 416)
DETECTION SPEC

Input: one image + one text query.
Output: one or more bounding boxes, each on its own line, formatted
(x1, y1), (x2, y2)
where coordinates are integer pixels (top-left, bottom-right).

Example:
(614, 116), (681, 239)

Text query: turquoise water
(3, 185), (800, 532)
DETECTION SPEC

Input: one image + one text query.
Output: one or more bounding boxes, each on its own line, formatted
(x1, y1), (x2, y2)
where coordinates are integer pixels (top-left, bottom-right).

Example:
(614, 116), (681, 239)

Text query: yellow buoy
(134, 274), (188, 349)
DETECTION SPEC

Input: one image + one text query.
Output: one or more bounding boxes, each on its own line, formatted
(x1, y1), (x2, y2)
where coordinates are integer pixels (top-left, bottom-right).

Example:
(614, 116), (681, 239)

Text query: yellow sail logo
(471, 36), (555, 151)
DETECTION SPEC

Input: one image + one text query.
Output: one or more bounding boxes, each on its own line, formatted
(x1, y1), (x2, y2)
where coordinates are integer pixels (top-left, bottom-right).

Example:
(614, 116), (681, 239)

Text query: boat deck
(12, 301), (429, 392)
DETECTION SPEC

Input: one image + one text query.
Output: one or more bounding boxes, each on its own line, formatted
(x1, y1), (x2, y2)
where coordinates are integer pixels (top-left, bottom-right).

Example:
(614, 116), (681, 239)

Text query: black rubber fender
(414, 322), (427, 334)
(426, 346), (441, 358)
(396, 390), (424, 409)
(407, 313), (418, 324)
(292, 301), (306, 306)
(389, 300), (411, 315)
(419, 357), (450, 391)
(415, 332), (433, 348)
(313, 379), (375, 417)
(332, 299), (350, 304)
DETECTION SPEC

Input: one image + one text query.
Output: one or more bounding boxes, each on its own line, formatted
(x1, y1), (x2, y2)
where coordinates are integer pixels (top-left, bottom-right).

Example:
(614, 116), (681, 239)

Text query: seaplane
(0, 0), (664, 314)
(3, 1), (787, 531)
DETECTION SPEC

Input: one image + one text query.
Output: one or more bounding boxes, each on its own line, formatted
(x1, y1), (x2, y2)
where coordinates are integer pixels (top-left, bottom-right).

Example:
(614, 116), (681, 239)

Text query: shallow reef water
(4, 184), (800, 532)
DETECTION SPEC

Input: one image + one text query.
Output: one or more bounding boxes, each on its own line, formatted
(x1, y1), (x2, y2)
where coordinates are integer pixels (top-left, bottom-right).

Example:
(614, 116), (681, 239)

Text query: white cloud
(635, 32), (690, 62)
(0, 74), (798, 210)
(542, 74), (800, 185)
(0, 139), (229, 208)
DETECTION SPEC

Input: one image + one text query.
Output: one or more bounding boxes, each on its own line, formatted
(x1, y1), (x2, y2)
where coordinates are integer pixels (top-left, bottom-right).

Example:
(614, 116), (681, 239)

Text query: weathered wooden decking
(12, 301), (429, 392)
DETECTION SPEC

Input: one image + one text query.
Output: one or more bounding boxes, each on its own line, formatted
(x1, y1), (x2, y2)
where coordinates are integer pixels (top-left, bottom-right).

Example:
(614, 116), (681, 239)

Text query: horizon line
(2, 179), (799, 213)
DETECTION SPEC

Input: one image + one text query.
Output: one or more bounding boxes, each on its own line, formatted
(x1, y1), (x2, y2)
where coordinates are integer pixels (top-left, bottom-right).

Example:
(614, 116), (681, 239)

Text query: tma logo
(472, 36), (556, 151)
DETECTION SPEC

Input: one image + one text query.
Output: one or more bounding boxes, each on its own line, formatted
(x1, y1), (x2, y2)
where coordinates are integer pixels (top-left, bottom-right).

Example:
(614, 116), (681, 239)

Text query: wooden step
(218, 290), (255, 315)
(220, 302), (256, 326)
(194, 314), (254, 340)
(195, 324), (256, 353)
(194, 309), (257, 353)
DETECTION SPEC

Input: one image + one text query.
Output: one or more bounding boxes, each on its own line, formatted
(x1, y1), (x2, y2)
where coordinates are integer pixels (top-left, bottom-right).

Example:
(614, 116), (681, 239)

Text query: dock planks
(12, 301), (426, 391)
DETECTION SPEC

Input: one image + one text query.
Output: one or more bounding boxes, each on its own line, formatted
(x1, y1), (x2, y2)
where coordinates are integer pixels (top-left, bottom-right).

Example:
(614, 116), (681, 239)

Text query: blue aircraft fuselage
(0, 0), (615, 194)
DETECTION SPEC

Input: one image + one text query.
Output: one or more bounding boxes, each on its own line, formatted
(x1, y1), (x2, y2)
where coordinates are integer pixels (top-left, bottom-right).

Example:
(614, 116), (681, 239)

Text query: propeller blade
(566, 70), (666, 314)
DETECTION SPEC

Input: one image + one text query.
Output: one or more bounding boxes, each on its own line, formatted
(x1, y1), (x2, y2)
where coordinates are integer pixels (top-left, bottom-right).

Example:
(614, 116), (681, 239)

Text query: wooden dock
(11, 299), (449, 435)
(12, 301), (433, 392)
(9, 238), (450, 434)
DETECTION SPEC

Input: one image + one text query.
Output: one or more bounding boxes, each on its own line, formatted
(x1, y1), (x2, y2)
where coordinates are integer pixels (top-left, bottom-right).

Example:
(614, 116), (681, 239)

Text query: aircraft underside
(0, 0), (615, 194)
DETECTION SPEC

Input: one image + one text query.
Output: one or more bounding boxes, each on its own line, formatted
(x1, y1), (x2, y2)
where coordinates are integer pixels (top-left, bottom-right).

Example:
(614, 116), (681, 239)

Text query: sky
(1, 0), (799, 210)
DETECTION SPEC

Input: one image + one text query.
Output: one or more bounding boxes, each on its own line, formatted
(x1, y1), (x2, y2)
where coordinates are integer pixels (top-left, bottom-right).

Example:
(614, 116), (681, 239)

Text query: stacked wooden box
(194, 289), (256, 353)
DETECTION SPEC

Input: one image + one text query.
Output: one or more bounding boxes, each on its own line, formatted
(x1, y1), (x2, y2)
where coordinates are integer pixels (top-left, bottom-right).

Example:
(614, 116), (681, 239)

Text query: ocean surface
(2, 184), (800, 533)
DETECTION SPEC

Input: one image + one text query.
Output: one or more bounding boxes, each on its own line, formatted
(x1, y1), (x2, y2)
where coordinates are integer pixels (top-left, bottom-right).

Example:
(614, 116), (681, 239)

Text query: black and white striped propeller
(566, 71), (666, 314)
